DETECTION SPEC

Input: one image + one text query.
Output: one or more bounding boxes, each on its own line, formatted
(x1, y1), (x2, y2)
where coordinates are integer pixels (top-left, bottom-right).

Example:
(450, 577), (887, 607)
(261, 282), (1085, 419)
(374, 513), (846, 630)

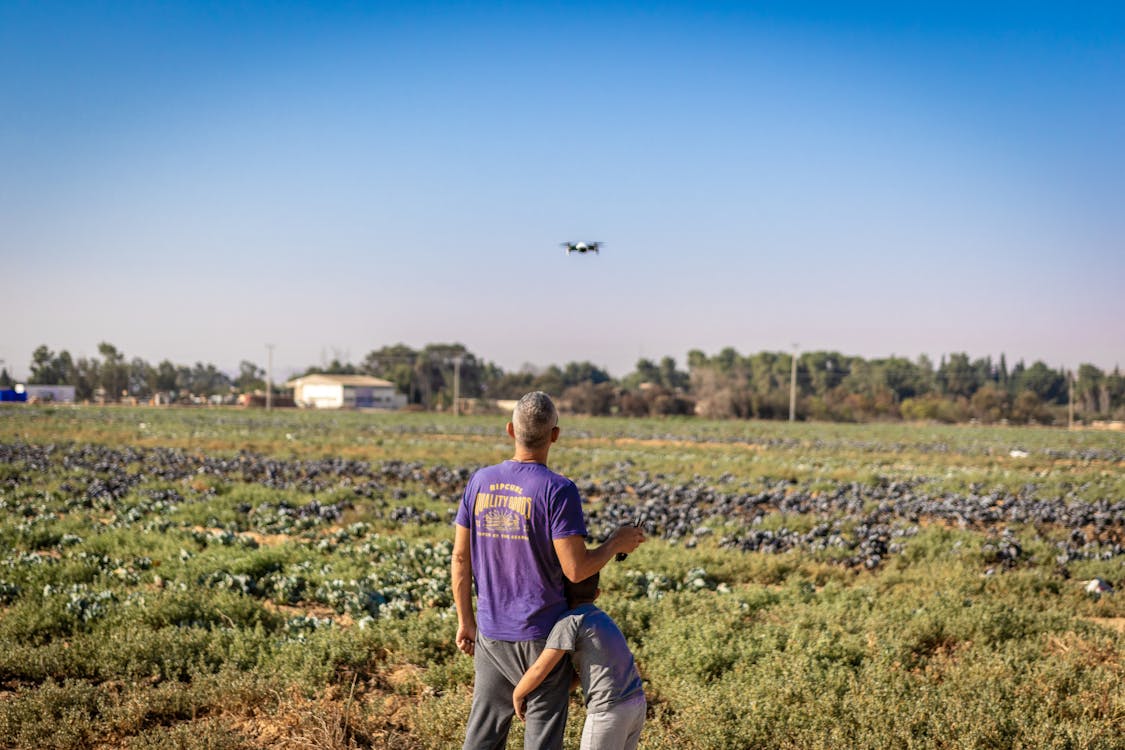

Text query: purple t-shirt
(455, 460), (588, 640)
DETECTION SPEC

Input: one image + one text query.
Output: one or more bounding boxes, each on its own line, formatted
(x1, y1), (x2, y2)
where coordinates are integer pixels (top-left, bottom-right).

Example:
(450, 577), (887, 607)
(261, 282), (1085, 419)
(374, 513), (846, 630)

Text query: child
(512, 572), (646, 750)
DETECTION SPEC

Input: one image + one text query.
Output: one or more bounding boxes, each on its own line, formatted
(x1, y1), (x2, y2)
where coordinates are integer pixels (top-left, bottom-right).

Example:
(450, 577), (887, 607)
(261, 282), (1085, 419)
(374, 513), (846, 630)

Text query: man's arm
(512, 648), (568, 721)
(553, 524), (645, 584)
(451, 523), (476, 655)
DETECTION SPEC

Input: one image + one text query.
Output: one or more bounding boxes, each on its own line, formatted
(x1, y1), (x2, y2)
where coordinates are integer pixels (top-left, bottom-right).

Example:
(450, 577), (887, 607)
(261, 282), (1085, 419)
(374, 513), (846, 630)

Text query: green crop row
(0, 406), (1122, 748)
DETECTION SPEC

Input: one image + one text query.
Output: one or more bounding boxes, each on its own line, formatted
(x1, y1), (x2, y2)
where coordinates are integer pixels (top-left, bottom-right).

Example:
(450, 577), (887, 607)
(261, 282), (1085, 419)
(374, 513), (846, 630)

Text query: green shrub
(0, 679), (101, 750)
(125, 718), (254, 750)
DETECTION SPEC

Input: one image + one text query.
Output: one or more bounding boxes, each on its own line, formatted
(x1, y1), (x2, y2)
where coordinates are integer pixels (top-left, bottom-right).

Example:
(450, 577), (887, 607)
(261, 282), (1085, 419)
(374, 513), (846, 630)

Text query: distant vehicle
(0, 384), (27, 403)
(561, 241), (603, 255)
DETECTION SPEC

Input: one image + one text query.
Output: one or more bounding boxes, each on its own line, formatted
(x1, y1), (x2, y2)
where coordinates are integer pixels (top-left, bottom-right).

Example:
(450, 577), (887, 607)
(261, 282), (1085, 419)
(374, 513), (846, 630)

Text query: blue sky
(2, 1), (1122, 379)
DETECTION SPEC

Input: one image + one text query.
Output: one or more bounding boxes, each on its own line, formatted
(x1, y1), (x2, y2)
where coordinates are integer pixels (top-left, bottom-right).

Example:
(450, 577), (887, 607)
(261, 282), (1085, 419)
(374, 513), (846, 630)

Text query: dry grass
(221, 680), (429, 750)
(1086, 617), (1125, 634)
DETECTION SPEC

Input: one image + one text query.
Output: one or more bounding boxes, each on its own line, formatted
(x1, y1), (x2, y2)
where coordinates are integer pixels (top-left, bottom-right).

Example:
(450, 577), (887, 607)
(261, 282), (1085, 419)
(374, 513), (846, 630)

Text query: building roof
(284, 374), (396, 389)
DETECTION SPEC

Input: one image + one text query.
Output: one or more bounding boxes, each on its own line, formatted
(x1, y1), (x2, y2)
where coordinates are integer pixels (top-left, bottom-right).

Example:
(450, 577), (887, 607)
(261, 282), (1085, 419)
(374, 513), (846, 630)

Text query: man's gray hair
(512, 391), (558, 450)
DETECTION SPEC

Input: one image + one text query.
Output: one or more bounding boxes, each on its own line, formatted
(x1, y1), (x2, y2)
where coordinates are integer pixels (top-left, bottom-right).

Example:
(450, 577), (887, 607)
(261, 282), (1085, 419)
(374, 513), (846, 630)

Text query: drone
(561, 241), (603, 255)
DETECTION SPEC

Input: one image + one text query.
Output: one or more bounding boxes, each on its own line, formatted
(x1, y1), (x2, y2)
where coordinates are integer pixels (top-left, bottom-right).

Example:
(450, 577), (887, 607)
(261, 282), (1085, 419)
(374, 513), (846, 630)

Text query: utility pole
(266, 344), (274, 412)
(789, 343), (799, 422)
(452, 357), (462, 416)
(1068, 369), (1074, 430)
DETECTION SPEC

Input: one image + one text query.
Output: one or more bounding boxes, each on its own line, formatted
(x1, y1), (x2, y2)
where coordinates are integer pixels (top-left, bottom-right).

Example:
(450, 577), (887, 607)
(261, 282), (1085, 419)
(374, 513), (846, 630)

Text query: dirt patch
(1047, 628), (1123, 669)
(227, 686), (424, 750)
(242, 531), (298, 547)
(261, 599), (356, 628)
(575, 436), (763, 451)
(385, 664), (425, 691)
(1085, 617), (1125, 634)
(189, 527), (298, 548)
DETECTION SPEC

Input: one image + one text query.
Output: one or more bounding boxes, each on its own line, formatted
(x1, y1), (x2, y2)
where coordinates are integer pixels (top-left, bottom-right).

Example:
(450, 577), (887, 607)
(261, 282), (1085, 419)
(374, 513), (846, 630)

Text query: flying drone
(561, 241), (603, 255)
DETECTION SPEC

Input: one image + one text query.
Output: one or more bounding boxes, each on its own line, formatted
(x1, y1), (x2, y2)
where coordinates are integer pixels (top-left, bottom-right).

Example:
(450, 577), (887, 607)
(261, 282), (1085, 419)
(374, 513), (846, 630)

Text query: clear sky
(2, 1), (1122, 380)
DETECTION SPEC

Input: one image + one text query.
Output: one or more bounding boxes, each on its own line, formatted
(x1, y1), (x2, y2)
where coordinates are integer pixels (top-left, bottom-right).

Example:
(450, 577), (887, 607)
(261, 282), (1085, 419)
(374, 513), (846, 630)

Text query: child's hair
(564, 572), (599, 605)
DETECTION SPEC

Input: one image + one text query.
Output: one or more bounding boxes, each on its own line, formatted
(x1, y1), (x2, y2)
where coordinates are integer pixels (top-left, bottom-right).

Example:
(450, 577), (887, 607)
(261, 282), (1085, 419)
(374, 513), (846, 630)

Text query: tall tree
(622, 358), (661, 390)
(714, 347), (743, 375)
(562, 381), (616, 416)
(1010, 390), (1048, 424)
(97, 342), (129, 402)
(487, 369), (538, 400)
(938, 353), (980, 398)
(74, 357), (100, 401)
(29, 345), (58, 384)
(235, 361), (266, 393)
(417, 343), (484, 407)
(153, 360), (178, 394)
(476, 360), (507, 397)
(803, 351), (848, 395)
(879, 356), (929, 401)
(56, 350), (75, 386)
(186, 362), (232, 397)
(974, 355), (996, 387)
(970, 384), (1008, 423)
(362, 344), (420, 402)
(560, 361), (612, 388)
(1107, 367), (1125, 415)
(128, 358), (154, 399)
(686, 349), (708, 371)
(28, 346), (75, 385)
(1013, 361), (1066, 404)
(658, 356), (689, 390)
(313, 359), (359, 375)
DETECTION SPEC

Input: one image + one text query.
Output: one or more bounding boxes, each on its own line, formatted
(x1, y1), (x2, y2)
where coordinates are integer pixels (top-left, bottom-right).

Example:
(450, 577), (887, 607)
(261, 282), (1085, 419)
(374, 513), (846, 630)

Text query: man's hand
(609, 523), (645, 556)
(456, 622), (477, 656)
(452, 524), (476, 656)
(513, 694), (527, 722)
(555, 524), (647, 583)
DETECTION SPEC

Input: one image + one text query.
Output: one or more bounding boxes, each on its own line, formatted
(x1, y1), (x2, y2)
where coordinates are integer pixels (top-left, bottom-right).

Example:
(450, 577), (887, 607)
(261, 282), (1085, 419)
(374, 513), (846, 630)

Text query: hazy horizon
(0, 338), (1114, 386)
(3, 2), (1122, 381)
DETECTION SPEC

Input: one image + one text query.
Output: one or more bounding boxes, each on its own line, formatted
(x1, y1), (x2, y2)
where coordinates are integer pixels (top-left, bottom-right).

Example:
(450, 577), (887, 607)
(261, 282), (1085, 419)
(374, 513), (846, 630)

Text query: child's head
(564, 572), (599, 607)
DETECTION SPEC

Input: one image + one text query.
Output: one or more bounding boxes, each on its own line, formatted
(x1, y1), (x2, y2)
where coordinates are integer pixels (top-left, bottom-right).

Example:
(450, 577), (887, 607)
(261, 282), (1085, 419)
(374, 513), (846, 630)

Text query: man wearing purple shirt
(452, 391), (645, 750)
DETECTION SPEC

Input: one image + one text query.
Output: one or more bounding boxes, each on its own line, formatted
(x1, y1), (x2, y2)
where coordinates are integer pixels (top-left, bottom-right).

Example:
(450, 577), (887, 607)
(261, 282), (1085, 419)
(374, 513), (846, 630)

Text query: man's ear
(506, 422), (516, 439)
(550, 425), (560, 443)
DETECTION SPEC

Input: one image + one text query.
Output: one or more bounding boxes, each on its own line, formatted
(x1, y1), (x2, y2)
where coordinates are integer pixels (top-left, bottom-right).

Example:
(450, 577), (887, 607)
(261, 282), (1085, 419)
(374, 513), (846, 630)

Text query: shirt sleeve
(545, 612), (581, 652)
(549, 480), (588, 540)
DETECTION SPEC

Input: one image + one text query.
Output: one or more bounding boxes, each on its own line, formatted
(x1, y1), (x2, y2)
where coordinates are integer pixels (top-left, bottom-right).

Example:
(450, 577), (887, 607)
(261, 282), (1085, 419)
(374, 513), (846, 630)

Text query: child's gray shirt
(545, 603), (644, 714)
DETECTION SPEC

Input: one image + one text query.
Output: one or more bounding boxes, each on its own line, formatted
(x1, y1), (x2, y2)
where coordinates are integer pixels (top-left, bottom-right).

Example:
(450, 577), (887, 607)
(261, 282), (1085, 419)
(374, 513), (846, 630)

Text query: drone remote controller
(615, 514), (642, 562)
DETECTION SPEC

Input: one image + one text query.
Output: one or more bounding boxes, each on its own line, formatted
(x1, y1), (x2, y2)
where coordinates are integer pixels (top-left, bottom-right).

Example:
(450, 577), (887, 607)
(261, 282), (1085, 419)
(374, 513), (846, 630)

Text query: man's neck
(511, 447), (550, 464)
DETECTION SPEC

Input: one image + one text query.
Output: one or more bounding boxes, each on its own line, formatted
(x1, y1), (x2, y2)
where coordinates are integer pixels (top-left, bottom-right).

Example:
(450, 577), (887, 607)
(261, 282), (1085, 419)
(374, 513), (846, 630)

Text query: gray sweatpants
(580, 692), (646, 750)
(462, 633), (572, 750)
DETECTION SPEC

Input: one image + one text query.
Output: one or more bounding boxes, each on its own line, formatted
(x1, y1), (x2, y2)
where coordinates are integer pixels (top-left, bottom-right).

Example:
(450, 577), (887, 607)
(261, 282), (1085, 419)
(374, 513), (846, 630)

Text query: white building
(23, 384), (77, 403)
(284, 374), (406, 410)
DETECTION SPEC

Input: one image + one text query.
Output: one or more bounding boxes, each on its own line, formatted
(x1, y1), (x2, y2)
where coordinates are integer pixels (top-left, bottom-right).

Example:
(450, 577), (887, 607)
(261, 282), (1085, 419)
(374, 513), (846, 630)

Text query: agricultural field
(1, 406), (1123, 749)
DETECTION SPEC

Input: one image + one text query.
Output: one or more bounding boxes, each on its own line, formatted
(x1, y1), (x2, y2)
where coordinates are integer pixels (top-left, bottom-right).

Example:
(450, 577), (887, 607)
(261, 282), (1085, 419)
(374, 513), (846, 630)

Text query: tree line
(13, 342), (1124, 424)
(17, 344), (261, 405)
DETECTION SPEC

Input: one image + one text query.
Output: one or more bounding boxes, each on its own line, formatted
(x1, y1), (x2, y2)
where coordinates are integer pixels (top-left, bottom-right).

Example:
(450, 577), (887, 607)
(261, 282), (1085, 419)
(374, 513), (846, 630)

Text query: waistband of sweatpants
(588, 689), (646, 716)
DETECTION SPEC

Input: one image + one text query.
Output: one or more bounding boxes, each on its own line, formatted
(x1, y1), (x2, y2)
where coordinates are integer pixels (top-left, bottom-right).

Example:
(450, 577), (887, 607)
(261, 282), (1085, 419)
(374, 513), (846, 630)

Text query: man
(452, 391), (645, 750)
